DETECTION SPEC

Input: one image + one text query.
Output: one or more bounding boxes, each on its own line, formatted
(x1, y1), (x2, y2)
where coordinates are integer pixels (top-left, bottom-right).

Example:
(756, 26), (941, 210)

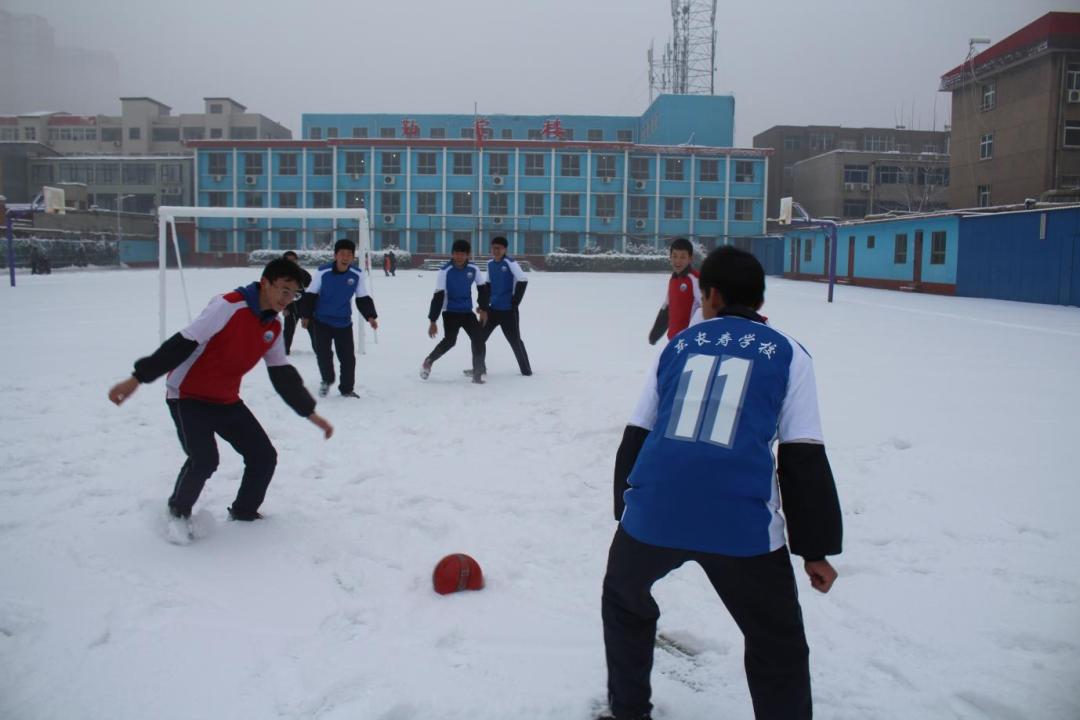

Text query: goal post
(156, 206), (370, 342)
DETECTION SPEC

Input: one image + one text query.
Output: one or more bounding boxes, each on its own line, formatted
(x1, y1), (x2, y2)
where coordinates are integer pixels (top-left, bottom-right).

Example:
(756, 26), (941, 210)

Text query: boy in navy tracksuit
(301, 239), (379, 398)
(421, 239), (490, 384)
(107, 259), (334, 522)
(600, 247), (842, 720)
(471, 236), (532, 377)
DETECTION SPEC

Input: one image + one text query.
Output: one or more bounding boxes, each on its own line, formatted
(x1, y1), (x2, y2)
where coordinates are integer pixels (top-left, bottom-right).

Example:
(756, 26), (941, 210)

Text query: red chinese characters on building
(541, 118), (565, 140)
(401, 119), (421, 138)
(473, 117), (490, 144)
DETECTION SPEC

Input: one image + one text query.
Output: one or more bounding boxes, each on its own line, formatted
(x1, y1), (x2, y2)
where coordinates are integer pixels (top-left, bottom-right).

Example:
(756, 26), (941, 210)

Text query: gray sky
(5, 0), (1069, 145)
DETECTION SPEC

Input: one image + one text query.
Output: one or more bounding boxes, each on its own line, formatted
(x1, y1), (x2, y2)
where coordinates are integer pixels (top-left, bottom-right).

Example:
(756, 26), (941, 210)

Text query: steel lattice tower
(648, 0), (718, 98)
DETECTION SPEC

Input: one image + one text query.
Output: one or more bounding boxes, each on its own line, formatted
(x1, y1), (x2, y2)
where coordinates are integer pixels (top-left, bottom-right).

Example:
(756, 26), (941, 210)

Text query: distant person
(281, 250), (313, 355)
(301, 239), (379, 399)
(106, 259), (333, 524)
(30, 246), (52, 275)
(466, 236), (531, 378)
(383, 250), (397, 277)
(648, 238), (700, 345)
(420, 239), (489, 384)
(600, 246), (842, 720)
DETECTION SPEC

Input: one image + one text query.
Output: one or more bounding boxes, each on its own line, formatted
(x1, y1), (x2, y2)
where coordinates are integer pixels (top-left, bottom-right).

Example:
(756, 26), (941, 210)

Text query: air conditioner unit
(633, 180), (646, 190)
(112, 141), (122, 147)
(350, 173), (362, 180)
(634, 219), (646, 229)
(244, 175), (257, 185)
(212, 174), (223, 182)
(162, 186), (181, 195)
(492, 217), (503, 225)
(600, 216), (612, 224)
(601, 175), (614, 184)
(843, 182), (856, 191)
(492, 175), (504, 186)
(1068, 89), (1080, 103)
(383, 175), (395, 185)
(246, 217), (258, 225)
(860, 183), (870, 191)
(383, 214), (395, 224)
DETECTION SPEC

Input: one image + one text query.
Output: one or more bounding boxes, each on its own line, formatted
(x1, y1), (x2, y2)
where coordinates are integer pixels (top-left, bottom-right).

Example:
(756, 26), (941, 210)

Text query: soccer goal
(156, 206), (371, 343)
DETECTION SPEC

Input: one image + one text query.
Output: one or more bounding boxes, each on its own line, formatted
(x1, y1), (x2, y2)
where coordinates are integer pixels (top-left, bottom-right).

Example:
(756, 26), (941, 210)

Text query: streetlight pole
(116, 193), (134, 243)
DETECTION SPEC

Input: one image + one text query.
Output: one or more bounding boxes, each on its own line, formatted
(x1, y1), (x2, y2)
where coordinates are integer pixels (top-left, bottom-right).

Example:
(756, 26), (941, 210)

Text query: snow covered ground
(1, 266), (1078, 720)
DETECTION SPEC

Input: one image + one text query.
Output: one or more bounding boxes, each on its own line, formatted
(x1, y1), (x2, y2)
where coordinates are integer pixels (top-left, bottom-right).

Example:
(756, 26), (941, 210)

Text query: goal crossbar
(156, 206), (370, 341)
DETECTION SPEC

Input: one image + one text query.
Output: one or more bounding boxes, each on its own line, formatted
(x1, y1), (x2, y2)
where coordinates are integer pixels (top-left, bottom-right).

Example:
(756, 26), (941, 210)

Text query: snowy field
(1, 265), (1078, 720)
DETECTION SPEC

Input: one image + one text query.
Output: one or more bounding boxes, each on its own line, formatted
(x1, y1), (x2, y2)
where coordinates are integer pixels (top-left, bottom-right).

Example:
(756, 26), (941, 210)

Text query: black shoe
(596, 715), (651, 720)
(227, 507), (264, 522)
(341, 390), (360, 398)
(318, 382), (330, 397)
(472, 373), (486, 384)
(168, 504), (191, 519)
(462, 368), (488, 377)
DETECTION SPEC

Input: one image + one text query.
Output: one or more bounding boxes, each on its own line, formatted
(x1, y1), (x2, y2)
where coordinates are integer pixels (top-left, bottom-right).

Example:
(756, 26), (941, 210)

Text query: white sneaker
(420, 358), (433, 380)
(318, 382), (330, 397)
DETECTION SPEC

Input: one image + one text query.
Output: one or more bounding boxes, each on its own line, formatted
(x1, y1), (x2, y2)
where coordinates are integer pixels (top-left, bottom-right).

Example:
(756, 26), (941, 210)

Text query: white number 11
(665, 354), (753, 448)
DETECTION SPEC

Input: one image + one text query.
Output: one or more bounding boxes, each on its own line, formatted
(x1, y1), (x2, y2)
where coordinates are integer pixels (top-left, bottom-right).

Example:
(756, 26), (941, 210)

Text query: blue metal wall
(957, 207), (1080, 306)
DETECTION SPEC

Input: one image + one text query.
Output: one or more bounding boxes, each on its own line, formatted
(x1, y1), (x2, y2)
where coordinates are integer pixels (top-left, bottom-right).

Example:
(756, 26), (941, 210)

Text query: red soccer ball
(433, 553), (485, 595)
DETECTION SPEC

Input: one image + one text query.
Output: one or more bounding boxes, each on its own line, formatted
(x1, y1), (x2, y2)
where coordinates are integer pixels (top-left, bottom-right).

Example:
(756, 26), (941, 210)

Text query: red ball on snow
(433, 553), (485, 595)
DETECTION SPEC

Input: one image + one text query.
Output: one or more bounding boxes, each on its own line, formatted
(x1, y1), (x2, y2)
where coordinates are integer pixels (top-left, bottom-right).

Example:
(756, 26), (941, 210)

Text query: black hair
(669, 237), (693, 255)
(491, 236), (508, 248)
(282, 250), (299, 260)
(262, 258), (307, 285)
(698, 246), (765, 308)
(451, 239), (471, 254)
(334, 238), (356, 253)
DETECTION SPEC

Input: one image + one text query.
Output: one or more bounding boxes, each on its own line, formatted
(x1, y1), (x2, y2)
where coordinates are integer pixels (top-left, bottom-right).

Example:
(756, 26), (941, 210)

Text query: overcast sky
(5, 0), (1069, 145)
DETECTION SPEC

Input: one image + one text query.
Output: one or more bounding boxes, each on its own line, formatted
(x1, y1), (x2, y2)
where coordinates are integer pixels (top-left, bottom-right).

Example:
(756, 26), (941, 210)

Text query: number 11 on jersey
(665, 354), (753, 448)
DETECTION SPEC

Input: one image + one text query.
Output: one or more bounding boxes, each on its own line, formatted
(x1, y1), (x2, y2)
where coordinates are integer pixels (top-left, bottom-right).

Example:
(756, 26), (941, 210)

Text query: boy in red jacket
(648, 238), (700, 345)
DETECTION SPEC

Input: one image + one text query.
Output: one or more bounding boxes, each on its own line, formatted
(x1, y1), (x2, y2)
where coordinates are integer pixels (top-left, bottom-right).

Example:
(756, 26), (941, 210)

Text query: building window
(894, 234), (908, 264)
(617, 129), (633, 143)
(312, 230), (333, 248)
(122, 164), (156, 184)
(699, 197), (718, 220)
(488, 193), (508, 215)
(842, 199), (867, 218)
(734, 199), (754, 221)
(159, 163), (181, 183)
(101, 127), (121, 142)
(630, 157), (650, 180)
(560, 154), (580, 177)
(559, 194), (580, 216)
(426, 127), (443, 139)
(209, 103), (223, 114)
(981, 82), (996, 112)
(128, 127), (141, 140)
(242, 154), (263, 176)
(313, 153), (332, 176)
(208, 230), (228, 252)
(416, 192), (437, 215)
(664, 197), (684, 219)
(524, 232), (544, 254)
(278, 153), (298, 176)
(326, 127), (338, 139)
(452, 231), (473, 248)
(452, 191), (473, 215)
(311, 192), (332, 209)
(310, 127), (322, 139)
(278, 192), (298, 208)
(209, 128), (223, 139)
(501, 128), (513, 139)
(381, 192), (401, 215)
(151, 127), (180, 142)
(351, 127), (368, 138)
(489, 153), (509, 176)
(230, 127), (256, 140)
(977, 184), (991, 207)
(345, 191), (366, 209)
(524, 154), (545, 176)
(587, 129), (603, 141)
(596, 155), (616, 179)
(278, 230), (298, 250)
(524, 193), (544, 216)
(783, 135), (801, 150)
(558, 232), (580, 251)
(843, 165), (869, 184)
(664, 158), (684, 181)
(527, 128), (542, 140)
(876, 165), (901, 184)
(804, 238), (813, 262)
(207, 192), (228, 207)
(809, 132), (835, 151)
(734, 160), (754, 183)
(245, 230), (263, 252)
(379, 230), (400, 250)
(243, 192), (263, 208)
(96, 163), (118, 184)
(452, 153), (473, 175)
(699, 159), (719, 182)
(411, 152), (434, 175)
(930, 231), (946, 264)
(596, 194), (616, 218)
(867, 235), (875, 249)
(416, 231), (436, 253)
(629, 196), (650, 219)
(381, 152), (401, 174)
(1064, 122), (1080, 148)
(344, 152), (366, 176)
(979, 133), (994, 160)
(379, 127), (396, 138)
(1068, 63), (1080, 96)
(864, 134), (894, 152)
(1062, 176), (1080, 189)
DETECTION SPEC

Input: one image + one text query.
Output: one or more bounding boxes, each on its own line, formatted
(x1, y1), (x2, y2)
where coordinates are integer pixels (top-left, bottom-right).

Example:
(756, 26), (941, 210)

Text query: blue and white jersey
(436, 261), (486, 313)
(487, 257), (527, 311)
(621, 313), (824, 556)
(308, 263), (371, 328)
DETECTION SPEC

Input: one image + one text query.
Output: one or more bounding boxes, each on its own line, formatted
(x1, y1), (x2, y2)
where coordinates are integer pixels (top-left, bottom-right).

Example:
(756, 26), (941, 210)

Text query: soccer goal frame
(156, 206), (370, 342)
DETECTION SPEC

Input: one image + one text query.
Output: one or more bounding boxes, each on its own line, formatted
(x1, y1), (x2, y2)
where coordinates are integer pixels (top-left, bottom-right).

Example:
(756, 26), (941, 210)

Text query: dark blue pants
(481, 308), (532, 375)
(428, 311), (486, 376)
(313, 319), (356, 394)
(166, 399), (277, 516)
(602, 525), (812, 719)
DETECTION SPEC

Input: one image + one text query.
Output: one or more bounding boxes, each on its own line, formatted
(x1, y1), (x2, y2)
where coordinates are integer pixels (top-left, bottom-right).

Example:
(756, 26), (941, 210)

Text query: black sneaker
(168, 504), (191, 519)
(596, 715), (651, 720)
(318, 382), (330, 397)
(341, 390), (360, 398)
(462, 368), (488, 377)
(227, 507), (264, 522)
(472, 373), (486, 384)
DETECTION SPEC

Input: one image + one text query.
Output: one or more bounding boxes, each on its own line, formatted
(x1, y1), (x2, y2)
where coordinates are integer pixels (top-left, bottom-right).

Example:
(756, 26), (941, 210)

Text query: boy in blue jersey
(468, 236), (532, 377)
(599, 246), (842, 720)
(421, 239), (490, 384)
(300, 239), (379, 398)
